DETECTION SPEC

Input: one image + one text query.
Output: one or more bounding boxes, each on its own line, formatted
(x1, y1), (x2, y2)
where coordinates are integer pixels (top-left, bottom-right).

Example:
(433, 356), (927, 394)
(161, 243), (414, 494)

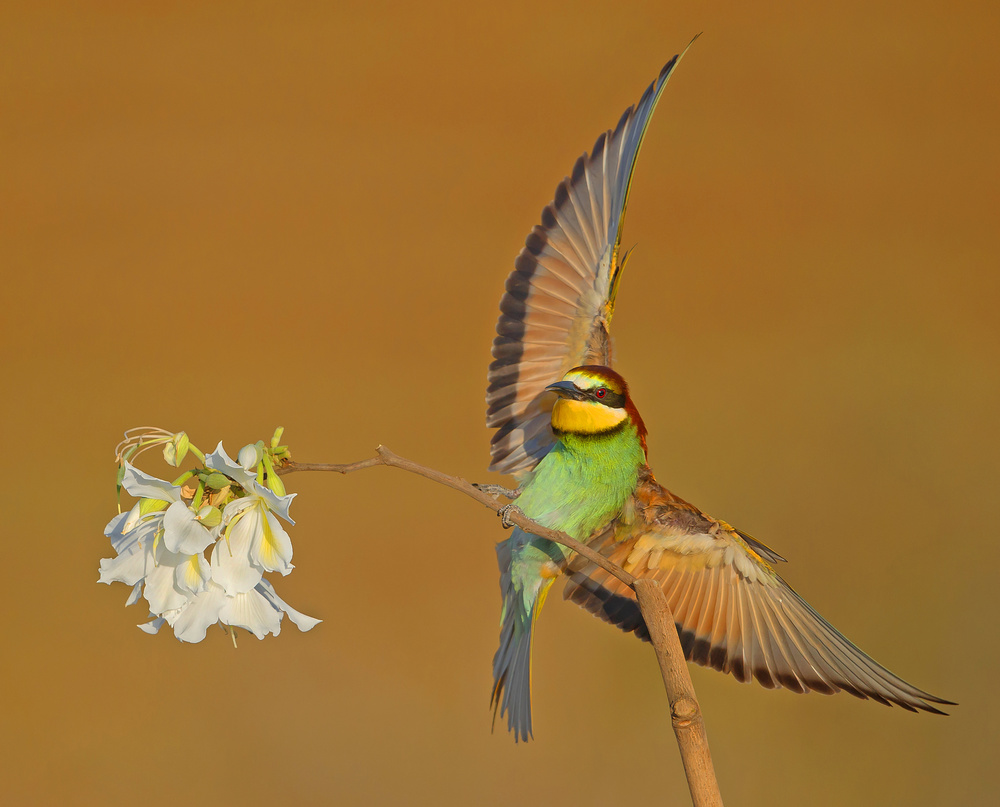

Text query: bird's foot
(473, 483), (523, 500)
(497, 503), (524, 529)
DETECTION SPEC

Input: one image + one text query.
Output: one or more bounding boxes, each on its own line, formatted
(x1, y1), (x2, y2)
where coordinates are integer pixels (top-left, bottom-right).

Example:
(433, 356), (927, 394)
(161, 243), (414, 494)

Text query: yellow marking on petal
(551, 398), (626, 435)
(139, 498), (169, 518)
(258, 506), (282, 567)
(223, 508), (250, 557)
(182, 554), (202, 587)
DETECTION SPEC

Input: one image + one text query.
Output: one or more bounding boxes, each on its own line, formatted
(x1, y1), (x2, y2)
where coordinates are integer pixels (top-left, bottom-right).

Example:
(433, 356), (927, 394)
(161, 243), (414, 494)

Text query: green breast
(517, 423), (645, 543)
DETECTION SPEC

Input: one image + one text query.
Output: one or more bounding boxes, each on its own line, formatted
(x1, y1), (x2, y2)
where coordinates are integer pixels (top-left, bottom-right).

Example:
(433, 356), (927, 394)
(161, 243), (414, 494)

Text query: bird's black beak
(545, 380), (586, 400)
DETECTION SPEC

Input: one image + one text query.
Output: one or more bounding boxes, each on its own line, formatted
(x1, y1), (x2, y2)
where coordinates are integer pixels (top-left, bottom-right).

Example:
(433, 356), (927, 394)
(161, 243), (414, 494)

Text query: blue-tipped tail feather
(490, 594), (539, 742)
(491, 531), (559, 742)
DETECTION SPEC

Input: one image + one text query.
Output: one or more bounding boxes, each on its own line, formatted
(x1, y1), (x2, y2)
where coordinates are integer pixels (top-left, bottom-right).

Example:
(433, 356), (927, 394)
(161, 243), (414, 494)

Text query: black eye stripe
(588, 387), (624, 408)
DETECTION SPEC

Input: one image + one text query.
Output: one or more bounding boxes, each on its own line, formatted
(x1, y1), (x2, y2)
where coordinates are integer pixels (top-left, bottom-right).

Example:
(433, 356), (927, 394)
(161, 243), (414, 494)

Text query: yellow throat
(551, 397), (627, 435)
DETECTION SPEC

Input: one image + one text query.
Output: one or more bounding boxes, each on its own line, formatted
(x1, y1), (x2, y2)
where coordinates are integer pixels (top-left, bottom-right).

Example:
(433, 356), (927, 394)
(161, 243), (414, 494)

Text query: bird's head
(545, 365), (647, 451)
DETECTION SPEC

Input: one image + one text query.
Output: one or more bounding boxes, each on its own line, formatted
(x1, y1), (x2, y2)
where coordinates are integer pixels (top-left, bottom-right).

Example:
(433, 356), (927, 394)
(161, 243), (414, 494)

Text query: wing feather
(487, 45), (696, 476)
(563, 476), (952, 713)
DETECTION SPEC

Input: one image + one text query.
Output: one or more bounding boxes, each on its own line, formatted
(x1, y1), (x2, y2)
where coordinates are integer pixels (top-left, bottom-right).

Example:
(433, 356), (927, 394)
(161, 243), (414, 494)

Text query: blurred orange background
(3, 2), (997, 804)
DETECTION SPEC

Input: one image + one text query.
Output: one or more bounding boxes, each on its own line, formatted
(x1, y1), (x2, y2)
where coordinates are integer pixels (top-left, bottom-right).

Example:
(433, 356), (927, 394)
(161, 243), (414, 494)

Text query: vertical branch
(634, 580), (724, 807)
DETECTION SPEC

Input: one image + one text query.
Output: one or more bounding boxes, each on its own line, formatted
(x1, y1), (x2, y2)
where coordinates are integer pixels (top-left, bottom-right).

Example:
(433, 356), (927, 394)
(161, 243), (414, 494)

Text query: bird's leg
(472, 484), (524, 527)
(496, 503), (524, 530)
(472, 483), (523, 500)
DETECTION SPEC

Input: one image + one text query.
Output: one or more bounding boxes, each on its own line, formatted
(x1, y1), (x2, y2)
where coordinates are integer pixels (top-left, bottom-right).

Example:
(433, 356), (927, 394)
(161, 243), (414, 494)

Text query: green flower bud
(262, 455), (286, 497)
(162, 432), (190, 467)
(197, 505), (223, 529)
(204, 472), (231, 491)
(238, 443), (263, 471)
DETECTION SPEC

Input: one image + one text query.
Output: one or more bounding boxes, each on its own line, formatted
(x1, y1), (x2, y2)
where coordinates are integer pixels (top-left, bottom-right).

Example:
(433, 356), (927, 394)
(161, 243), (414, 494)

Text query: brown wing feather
(487, 50), (693, 478)
(564, 471), (953, 713)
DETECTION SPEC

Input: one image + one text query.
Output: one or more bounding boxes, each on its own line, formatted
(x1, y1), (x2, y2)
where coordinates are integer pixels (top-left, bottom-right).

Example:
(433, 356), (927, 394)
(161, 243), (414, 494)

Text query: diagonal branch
(279, 445), (724, 807)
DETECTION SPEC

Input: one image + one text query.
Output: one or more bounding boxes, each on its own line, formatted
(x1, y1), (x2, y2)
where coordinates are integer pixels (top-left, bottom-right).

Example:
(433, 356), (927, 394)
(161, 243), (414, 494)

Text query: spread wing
(486, 42), (696, 478)
(564, 473), (953, 713)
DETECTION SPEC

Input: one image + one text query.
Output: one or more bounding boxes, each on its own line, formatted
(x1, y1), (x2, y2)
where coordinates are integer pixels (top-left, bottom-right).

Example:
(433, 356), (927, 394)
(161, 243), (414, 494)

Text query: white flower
(99, 508), (153, 607)
(205, 444), (296, 596)
(99, 476), (212, 616)
(139, 580), (320, 644)
(99, 435), (318, 645)
(205, 443), (294, 519)
(116, 463), (215, 555)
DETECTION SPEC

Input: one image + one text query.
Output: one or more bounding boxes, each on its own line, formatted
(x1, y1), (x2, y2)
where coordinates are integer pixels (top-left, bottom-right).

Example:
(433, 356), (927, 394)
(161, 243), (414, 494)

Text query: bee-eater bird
(485, 43), (952, 741)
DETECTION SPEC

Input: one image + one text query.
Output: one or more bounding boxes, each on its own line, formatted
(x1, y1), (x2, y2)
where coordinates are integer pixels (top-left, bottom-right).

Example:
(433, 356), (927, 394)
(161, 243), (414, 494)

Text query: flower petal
(98, 546), (147, 587)
(125, 581), (144, 607)
(121, 462), (180, 502)
(238, 443), (262, 471)
(220, 496), (256, 524)
(210, 513), (262, 595)
(175, 552), (211, 594)
(138, 617), (166, 635)
(121, 504), (147, 536)
(219, 587), (282, 639)
(206, 443), (296, 524)
(163, 501), (214, 554)
(252, 509), (294, 575)
(206, 443), (257, 491)
(105, 510), (131, 550)
(261, 488), (296, 526)
(167, 583), (227, 643)
(119, 516), (161, 560)
(256, 579), (321, 632)
(143, 550), (192, 614)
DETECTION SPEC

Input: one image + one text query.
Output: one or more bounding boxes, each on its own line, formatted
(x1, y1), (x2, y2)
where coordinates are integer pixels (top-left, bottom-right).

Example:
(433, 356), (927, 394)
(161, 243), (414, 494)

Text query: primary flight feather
(486, 40), (951, 741)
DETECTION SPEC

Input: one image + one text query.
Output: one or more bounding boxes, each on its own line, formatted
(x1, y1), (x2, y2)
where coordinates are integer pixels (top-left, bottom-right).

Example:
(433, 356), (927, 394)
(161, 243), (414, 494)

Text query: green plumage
(517, 427), (645, 539)
(491, 421), (646, 741)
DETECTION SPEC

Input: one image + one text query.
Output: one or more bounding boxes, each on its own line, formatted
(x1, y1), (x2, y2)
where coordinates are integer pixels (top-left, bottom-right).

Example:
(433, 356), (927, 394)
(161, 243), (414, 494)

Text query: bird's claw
(497, 503), (524, 529)
(473, 483), (523, 500)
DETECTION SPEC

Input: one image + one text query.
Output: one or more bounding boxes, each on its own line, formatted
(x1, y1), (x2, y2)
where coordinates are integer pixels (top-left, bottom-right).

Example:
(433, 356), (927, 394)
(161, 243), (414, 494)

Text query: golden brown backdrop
(3, 1), (997, 804)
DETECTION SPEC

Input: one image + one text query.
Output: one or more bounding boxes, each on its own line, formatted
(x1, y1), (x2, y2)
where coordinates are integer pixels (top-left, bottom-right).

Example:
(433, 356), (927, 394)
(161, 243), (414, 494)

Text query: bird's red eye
(595, 387), (607, 399)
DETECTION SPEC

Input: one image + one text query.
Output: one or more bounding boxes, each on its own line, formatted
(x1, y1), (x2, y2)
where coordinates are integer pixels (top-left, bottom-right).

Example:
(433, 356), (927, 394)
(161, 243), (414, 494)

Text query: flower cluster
(98, 428), (320, 643)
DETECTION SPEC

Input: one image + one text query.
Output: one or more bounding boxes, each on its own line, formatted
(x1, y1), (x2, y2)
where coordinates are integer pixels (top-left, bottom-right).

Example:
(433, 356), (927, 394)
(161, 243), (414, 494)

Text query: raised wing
(564, 471), (953, 713)
(486, 43), (696, 478)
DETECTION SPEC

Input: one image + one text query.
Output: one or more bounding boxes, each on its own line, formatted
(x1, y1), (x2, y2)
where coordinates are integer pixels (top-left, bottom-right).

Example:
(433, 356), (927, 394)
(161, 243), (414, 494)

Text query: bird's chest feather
(516, 430), (644, 541)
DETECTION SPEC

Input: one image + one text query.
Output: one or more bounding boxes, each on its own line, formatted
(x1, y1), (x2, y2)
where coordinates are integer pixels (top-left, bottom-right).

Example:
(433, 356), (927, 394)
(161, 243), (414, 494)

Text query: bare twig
(279, 447), (636, 589)
(280, 446), (723, 807)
